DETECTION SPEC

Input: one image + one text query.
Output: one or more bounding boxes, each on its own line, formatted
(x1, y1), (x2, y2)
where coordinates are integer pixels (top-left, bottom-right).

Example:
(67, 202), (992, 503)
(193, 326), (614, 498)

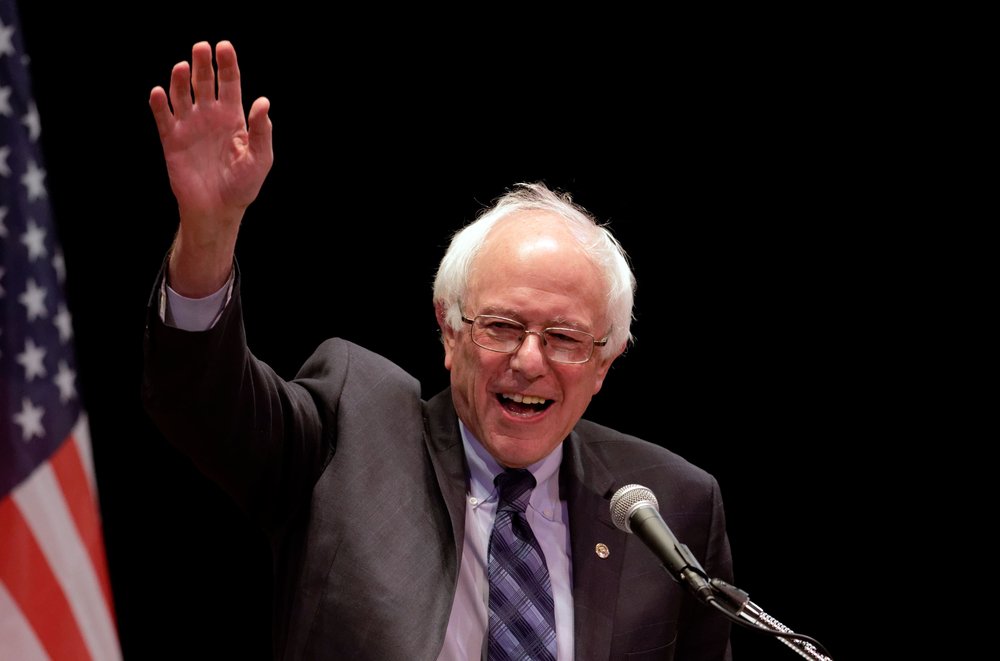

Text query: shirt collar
(459, 419), (562, 521)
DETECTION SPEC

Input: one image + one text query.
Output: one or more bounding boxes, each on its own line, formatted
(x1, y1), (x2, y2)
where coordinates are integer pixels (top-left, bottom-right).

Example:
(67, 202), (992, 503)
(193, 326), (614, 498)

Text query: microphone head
(609, 484), (659, 533)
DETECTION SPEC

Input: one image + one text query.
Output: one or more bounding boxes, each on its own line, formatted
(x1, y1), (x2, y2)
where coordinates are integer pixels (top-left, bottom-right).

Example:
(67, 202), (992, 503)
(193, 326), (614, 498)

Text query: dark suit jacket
(143, 270), (733, 660)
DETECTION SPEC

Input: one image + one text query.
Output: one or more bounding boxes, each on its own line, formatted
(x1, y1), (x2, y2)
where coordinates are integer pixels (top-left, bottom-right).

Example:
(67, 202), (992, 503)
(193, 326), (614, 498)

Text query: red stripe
(0, 495), (92, 661)
(50, 434), (117, 623)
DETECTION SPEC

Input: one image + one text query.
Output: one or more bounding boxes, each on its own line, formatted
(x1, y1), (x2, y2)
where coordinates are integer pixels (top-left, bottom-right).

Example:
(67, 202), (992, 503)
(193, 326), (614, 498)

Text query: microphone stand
(708, 578), (833, 661)
(608, 485), (834, 659)
(658, 538), (834, 659)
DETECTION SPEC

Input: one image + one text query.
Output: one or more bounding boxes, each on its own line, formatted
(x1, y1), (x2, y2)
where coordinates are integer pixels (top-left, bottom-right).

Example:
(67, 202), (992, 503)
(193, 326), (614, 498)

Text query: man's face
(438, 212), (622, 468)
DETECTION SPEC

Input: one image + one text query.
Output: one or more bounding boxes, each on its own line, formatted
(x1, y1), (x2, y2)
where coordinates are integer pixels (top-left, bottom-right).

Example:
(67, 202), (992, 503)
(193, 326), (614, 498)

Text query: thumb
(247, 96), (273, 166)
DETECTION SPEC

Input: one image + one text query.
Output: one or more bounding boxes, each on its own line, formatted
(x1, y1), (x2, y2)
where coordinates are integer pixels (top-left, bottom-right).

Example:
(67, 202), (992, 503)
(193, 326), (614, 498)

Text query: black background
(14, 4), (890, 659)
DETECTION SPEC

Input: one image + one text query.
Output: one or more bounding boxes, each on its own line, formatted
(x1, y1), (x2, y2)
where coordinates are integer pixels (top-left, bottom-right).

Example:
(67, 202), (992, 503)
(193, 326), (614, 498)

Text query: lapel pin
(595, 543), (610, 559)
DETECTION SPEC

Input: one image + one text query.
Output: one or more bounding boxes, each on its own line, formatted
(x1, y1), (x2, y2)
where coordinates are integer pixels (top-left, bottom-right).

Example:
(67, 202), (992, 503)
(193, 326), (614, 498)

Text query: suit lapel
(562, 430), (630, 661)
(424, 389), (469, 568)
(424, 392), (631, 658)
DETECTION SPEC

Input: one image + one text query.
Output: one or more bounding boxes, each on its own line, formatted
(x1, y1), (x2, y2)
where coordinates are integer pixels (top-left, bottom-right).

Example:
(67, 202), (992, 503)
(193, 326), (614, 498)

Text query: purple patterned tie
(487, 469), (557, 661)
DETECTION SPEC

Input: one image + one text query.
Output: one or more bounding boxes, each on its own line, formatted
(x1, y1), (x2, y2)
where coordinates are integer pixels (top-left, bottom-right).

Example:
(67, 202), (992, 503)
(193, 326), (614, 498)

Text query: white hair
(433, 182), (636, 356)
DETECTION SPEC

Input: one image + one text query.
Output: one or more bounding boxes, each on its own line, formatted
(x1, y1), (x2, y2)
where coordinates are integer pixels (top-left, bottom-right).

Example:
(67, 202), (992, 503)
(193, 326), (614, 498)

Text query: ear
(435, 301), (457, 371)
(590, 340), (626, 395)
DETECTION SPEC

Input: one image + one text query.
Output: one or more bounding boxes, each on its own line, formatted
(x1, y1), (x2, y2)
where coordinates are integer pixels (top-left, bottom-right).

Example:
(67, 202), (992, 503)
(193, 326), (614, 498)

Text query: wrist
(167, 230), (237, 298)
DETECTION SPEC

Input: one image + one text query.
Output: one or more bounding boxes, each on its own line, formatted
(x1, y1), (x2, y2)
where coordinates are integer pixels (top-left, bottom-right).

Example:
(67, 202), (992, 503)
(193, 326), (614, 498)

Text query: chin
(488, 436), (555, 469)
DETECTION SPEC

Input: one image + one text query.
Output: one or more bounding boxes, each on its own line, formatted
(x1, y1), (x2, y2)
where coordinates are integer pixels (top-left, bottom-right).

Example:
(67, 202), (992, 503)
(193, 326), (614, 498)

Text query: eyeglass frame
(460, 313), (609, 364)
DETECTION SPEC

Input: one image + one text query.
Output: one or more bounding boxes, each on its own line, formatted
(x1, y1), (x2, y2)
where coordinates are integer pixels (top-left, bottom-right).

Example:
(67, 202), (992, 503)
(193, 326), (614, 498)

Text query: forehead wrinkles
(467, 225), (609, 336)
(469, 214), (601, 291)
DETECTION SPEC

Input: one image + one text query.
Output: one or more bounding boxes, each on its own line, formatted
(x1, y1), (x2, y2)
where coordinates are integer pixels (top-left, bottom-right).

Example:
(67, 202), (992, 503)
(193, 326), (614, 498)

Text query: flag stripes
(0, 493), (91, 660)
(50, 419), (116, 616)
(0, 419), (121, 661)
(0, 581), (51, 661)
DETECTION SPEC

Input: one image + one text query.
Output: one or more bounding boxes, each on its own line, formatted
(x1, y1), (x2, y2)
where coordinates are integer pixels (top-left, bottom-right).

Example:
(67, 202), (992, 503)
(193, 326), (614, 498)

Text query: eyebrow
(476, 306), (590, 331)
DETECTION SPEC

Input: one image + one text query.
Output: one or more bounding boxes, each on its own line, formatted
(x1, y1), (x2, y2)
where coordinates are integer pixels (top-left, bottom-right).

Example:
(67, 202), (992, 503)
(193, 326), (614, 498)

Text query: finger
(190, 41), (216, 104)
(149, 86), (174, 140)
(247, 97), (273, 165)
(168, 61), (193, 118)
(215, 41), (243, 108)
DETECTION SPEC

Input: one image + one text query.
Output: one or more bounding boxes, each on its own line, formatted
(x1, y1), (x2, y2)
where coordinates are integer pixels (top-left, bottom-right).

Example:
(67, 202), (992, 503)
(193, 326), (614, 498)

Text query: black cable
(707, 597), (834, 659)
(697, 577), (834, 658)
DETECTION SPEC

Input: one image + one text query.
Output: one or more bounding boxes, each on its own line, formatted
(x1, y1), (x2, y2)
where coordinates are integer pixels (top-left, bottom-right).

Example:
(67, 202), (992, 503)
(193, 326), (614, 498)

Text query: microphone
(610, 484), (715, 604)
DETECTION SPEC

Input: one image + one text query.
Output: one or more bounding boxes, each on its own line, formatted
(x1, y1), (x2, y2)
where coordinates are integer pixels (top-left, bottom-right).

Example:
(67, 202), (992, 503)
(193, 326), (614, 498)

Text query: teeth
(503, 393), (548, 405)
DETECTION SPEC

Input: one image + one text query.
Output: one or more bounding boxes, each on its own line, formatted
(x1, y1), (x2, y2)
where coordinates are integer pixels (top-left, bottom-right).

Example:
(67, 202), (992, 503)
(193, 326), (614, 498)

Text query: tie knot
(494, 468), (536, 512)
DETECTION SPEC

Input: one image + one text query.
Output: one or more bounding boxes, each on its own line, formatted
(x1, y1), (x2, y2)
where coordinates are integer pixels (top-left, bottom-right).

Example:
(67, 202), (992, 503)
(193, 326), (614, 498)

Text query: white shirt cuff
(159, 270), (235, 331)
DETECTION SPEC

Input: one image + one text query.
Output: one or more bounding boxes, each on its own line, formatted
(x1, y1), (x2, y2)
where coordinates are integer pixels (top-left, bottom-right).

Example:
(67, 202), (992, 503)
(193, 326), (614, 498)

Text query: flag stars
(0, 205), (8, 236)
(21, 159), (47, 201)
(14, 397), (46, 442)
(0, 84), (12, 116)
(0, 266), (5, 298)
(55, 361), (78, 403)
(22, 101), (41, 141)
(19, 277), (47, 321)
(16, 336), (47, 381)
(0, 145), (10, 177)
(54, 303), (73, 343)
(53, 249), (65, 283)
(0, 19), (15, 58)
(21, 218), (47, 261)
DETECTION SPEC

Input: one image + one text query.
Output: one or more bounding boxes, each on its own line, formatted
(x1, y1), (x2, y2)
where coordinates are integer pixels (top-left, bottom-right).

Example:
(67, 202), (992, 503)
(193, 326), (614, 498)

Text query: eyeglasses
(461, 314), (608, 364)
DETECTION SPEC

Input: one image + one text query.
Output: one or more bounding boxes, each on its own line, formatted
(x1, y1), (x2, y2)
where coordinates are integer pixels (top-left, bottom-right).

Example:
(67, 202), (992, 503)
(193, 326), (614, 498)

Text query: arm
(143, 268), (328, 530)
(145, 42), (318, 528)
(149, 40), (272, 297)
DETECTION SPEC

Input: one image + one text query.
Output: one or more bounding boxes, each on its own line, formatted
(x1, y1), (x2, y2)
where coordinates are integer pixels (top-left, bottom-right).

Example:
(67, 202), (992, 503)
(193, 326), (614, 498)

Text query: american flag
(1, 1), (122, 659)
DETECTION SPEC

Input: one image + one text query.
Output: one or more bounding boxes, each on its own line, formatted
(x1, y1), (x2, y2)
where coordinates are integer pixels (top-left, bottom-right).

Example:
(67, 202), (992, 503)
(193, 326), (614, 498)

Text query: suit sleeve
(675, 475), (734, 661)
(141, 260), (331, 532)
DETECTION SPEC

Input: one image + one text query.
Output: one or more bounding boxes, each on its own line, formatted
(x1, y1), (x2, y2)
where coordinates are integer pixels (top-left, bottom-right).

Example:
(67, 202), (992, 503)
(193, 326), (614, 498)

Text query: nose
(510, 331), (547, 377)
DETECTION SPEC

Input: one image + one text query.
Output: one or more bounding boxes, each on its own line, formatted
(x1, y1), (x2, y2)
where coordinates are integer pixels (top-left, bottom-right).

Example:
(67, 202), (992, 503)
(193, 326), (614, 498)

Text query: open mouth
(498, 393), (553, 415)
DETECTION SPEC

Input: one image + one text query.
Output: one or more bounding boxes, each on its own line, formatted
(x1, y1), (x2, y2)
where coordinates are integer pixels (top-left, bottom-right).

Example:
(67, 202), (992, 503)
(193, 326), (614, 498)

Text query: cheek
(449, 340), (480, 384)
(589, 358), (615, 395)
(456, 348), (504, 396)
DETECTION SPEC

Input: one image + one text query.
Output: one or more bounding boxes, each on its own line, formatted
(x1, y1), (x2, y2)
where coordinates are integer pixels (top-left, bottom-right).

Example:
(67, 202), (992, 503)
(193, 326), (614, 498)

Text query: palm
(149, 41), (272, 229)
(162, 101), (262, 219)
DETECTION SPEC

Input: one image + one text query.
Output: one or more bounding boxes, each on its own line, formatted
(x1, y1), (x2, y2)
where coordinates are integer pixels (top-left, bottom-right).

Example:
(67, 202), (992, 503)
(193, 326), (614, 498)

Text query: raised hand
(149, 40), (273, 297)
